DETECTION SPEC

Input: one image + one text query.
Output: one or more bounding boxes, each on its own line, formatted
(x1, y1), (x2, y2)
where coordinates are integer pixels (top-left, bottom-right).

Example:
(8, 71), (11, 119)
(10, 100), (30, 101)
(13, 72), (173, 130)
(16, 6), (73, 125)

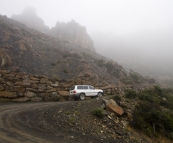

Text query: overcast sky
(0, 0), (173, 35)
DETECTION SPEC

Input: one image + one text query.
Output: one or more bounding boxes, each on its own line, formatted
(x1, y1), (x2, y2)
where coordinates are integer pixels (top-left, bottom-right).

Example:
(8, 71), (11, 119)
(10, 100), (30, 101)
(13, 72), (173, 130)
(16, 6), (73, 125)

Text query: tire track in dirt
(0, 102), (71, 143)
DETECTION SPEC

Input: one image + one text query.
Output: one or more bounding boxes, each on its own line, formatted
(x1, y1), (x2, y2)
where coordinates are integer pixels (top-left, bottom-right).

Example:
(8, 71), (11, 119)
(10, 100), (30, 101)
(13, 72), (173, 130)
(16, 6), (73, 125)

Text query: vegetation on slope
(125, 86), (173, 140)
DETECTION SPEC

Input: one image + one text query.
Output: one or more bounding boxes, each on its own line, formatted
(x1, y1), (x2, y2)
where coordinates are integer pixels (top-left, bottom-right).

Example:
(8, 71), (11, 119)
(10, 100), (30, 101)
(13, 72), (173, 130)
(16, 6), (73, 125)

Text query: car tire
(97, 92), (103, 98)
(79, 93), (85, 100)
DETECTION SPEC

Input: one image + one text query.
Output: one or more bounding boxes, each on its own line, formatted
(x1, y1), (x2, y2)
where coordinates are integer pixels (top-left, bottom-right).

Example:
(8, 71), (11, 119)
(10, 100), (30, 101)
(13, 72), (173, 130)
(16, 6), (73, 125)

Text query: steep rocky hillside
(11, 7), (95, 52)
(0, 14), (154, 87)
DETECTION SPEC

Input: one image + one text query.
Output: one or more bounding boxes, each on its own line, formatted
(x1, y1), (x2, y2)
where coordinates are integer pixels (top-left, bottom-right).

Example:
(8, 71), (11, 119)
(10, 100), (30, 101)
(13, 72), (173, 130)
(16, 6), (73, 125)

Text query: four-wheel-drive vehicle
(69, 85), (103, 100)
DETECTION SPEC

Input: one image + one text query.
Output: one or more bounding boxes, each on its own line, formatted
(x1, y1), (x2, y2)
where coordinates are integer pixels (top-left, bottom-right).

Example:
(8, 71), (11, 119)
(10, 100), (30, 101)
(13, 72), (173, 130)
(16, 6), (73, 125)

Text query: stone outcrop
(11, 7), (95, 52)
(51, 20), (95, 52)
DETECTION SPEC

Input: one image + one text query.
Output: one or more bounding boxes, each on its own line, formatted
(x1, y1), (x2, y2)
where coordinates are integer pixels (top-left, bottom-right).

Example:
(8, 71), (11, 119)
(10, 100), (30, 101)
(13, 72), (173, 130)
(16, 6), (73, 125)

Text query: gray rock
(51, 83), (59, 87)
(47, 86), (53, 90)
(25, 91), (36, 98)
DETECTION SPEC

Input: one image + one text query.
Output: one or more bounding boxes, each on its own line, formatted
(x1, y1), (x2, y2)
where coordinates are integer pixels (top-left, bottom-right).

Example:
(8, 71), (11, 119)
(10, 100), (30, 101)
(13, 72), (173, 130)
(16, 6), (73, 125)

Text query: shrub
(97, 59), (104, 67)
(122, 78), (134, 84)
(132, 100), (173, 139)
(138, 93), (160, 103)
(147, 78), (156, 84)
(154, 86), (163, 96)
(112, 95), (121, 104)
(51, 63), (56, 66)
(160, 100), (173, 110)
(93, 108), (104, 118)
(129, 72), (141, 83)
(82, 52), (92, 59)
(105, 62), (114, 72)
(63, 69), (68, 73)
(63, 53), (70, 58)
(125, 89), (137, 99)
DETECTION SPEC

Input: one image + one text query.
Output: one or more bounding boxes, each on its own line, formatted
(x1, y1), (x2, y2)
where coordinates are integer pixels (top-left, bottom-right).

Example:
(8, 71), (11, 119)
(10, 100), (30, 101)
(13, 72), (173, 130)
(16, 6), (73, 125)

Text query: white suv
(69, 85), (103, 100)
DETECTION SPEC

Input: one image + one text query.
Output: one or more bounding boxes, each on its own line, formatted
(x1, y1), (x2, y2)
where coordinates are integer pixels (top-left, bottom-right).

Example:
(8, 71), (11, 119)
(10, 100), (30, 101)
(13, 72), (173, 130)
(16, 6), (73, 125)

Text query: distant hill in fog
(91, 28), (173, 83)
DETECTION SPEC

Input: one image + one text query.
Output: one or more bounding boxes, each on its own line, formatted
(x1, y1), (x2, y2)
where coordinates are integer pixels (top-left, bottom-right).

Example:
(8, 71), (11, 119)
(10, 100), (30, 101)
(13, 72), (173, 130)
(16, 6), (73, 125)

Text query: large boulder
(103, 99), (124, 115)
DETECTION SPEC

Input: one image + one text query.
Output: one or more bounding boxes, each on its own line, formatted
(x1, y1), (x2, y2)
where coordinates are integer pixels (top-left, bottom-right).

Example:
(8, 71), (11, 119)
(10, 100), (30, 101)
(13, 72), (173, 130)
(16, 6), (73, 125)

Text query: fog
(1, 0), (173, 35)
(1, 0), (173, 82)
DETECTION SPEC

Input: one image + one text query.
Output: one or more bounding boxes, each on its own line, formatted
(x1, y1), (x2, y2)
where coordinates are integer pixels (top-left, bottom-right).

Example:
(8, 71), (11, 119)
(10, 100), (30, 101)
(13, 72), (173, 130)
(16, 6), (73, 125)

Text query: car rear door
(77, 85), (84, 94)
(89, 86), (97, 96)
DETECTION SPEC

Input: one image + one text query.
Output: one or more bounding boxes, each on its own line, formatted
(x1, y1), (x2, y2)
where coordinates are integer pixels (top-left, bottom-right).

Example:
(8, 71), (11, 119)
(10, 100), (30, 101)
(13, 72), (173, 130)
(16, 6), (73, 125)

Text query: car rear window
(77, 86), (83, 90)
(70, 86), (75, 90)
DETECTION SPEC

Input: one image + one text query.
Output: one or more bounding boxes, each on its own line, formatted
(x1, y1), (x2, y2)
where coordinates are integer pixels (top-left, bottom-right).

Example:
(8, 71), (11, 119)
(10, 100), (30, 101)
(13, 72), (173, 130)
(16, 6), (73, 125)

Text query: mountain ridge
(11, 7), (95, 52)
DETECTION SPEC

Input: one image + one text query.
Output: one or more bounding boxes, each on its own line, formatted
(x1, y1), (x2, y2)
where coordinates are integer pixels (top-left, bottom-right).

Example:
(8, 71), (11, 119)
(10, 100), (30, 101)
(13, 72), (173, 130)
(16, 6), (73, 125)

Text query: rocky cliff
(0, 14), (155, 88)
(51, 20), (95, 52)
(11, 7), (95, 52)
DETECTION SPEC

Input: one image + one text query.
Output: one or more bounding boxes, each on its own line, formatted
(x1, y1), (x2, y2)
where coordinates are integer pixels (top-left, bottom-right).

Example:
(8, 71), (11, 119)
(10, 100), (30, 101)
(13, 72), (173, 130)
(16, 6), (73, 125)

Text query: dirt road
(0, 100), (154, 143)
(0, 102), (76, 143)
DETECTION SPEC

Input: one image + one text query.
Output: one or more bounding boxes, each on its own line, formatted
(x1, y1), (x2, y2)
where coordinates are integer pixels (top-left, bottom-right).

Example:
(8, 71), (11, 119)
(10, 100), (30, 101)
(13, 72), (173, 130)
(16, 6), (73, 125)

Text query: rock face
(0, 14), (155, 88)
(0, 14), (123, 85)
(51, 20), (95, 52)
(11, 7), (95, 52)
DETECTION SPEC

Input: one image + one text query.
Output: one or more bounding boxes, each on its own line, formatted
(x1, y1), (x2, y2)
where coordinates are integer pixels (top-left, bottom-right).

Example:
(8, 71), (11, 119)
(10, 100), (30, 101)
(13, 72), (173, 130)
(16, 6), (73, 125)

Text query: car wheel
(97, 92), (103, 98)
(79, 93), (85, 100)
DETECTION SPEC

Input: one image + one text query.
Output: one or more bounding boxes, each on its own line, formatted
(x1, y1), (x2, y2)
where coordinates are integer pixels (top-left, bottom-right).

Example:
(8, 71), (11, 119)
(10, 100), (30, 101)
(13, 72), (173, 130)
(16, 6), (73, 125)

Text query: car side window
(84, 86), (88, 90)
(89, 86), (94, 90)
(77, 86), (83, 90)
